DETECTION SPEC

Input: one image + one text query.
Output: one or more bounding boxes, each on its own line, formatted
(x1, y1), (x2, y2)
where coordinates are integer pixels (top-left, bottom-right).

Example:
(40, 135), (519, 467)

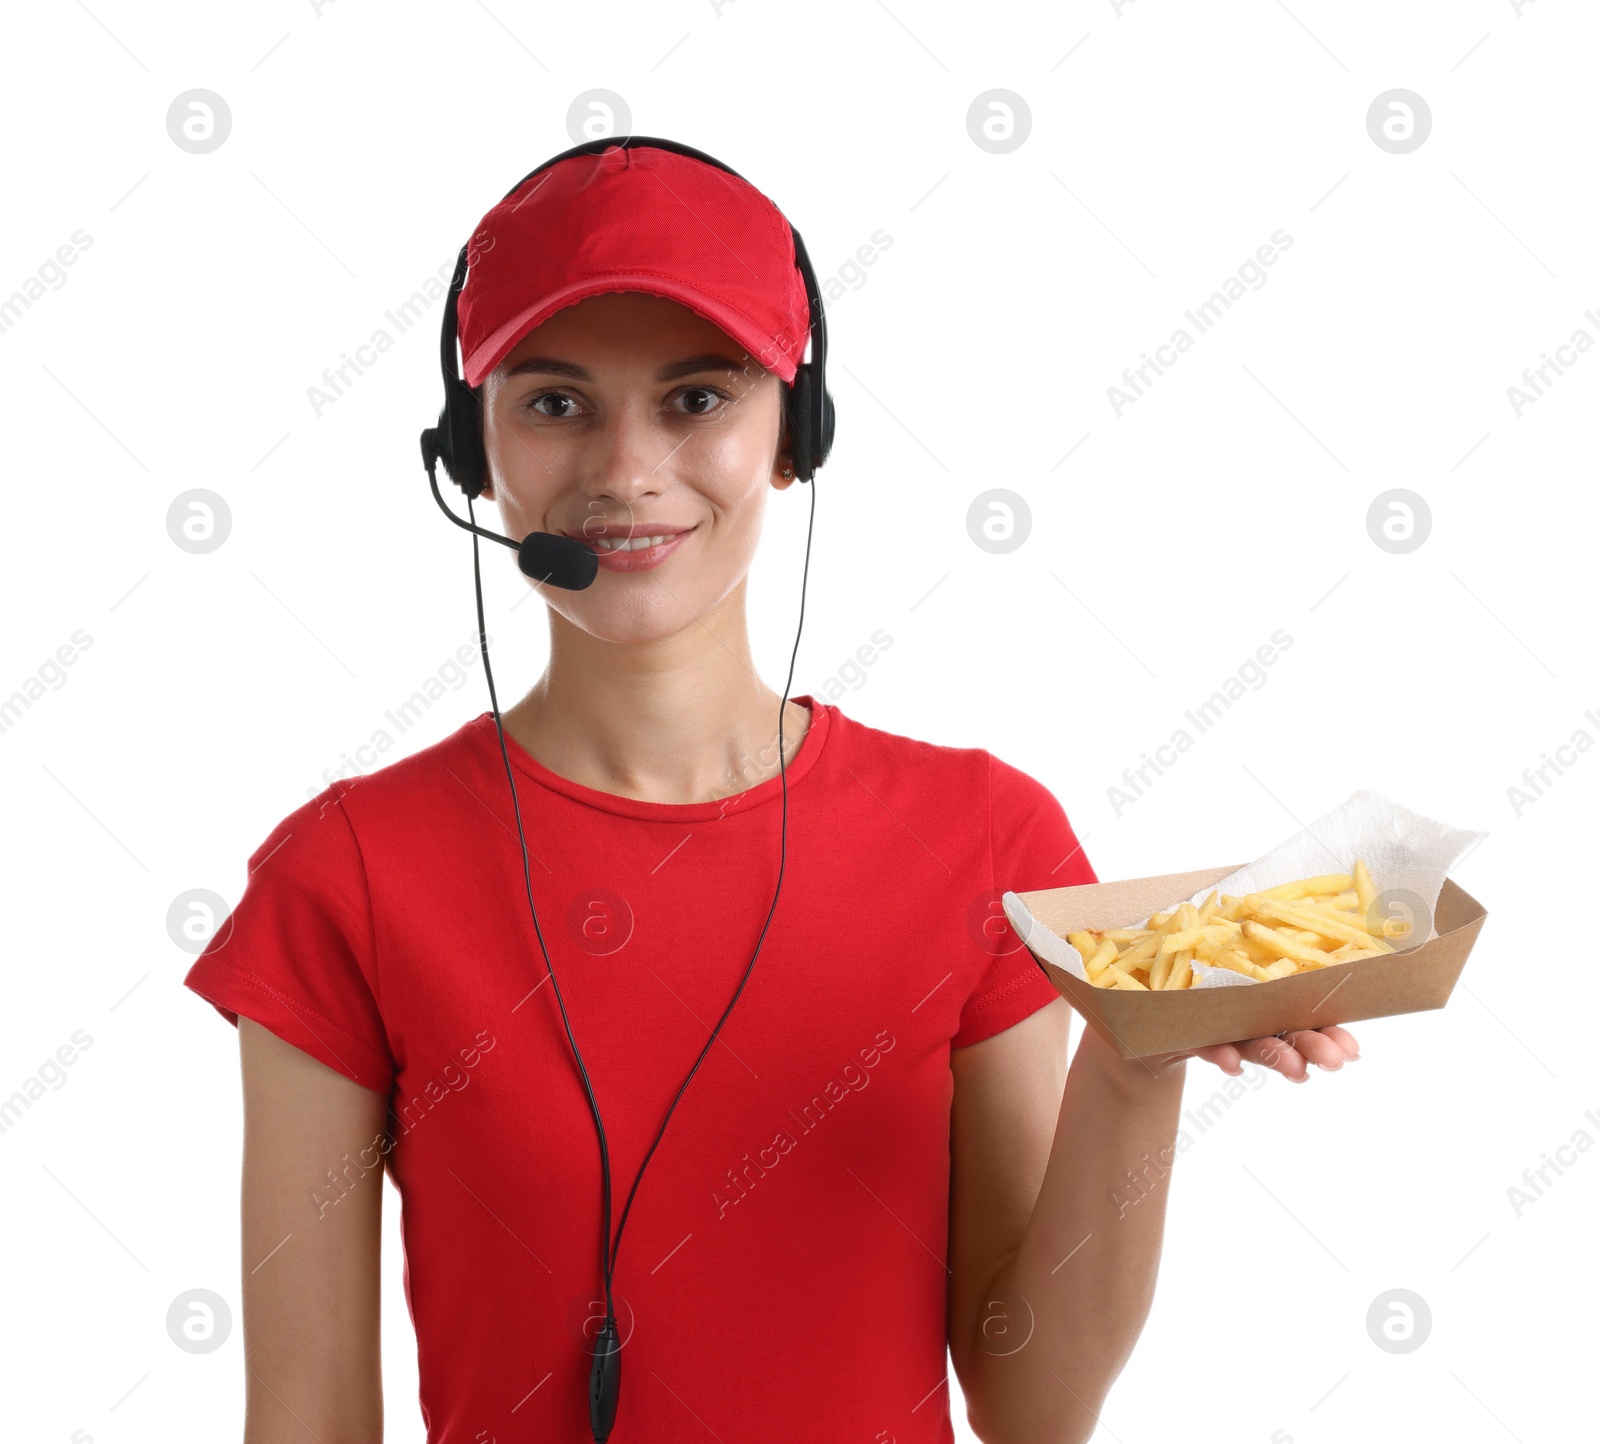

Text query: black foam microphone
(421, 430), (599, 590)
(517, 529), (600, 590)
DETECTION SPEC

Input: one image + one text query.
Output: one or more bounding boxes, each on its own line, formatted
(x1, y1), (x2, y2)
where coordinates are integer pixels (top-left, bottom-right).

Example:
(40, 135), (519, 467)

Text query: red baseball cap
(456, 143), (812, 390)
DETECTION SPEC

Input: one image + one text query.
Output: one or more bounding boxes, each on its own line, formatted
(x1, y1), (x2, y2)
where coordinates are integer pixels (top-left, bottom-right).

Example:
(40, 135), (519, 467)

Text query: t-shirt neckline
(475, 696), (832, 821)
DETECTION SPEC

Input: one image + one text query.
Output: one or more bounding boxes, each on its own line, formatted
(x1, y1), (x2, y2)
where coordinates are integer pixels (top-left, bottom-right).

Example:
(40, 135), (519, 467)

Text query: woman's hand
(1075, 1017), (1361, 1085)
(1151, 1025), (1361, 1083)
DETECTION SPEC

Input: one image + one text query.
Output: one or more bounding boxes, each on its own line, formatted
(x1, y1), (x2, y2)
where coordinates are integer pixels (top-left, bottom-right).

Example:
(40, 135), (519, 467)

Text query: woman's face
(479, 291), (795, 645)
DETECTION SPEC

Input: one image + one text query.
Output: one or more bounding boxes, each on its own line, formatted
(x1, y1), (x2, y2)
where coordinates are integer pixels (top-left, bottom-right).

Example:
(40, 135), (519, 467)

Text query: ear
(772, 395), (797, 491)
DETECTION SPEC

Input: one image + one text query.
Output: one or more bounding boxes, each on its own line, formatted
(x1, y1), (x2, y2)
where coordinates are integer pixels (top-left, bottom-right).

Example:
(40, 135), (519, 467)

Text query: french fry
(1352, 857), (1377, 916)
(1158, 921), (1242, 954)
(1251, 899), (1395, 952)
(1242, 920), (1338, 967)
(1327, 940), (1386, 963)
(1236, 929), (1286, 965)
(1197, 937), (1259, 977)
(1116, 936), (1162, 968)
(1086, 938), (1119, 981)
(1255, 873), (1353, 903)
(1294, 899), (1388, 937)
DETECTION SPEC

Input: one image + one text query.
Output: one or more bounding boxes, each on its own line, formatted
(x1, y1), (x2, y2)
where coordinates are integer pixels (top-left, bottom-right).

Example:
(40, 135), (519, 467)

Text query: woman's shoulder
(822, 703), (1093, 884)
(821, 703), (1057, 809)
(825, 701), (1036, 781)
(247, 713), (497, 865)
(824, 701), (982, 765)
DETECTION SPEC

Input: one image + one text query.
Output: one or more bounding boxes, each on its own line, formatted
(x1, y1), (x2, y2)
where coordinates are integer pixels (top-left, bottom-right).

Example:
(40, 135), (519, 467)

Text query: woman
(185, 139), (1358, 1444)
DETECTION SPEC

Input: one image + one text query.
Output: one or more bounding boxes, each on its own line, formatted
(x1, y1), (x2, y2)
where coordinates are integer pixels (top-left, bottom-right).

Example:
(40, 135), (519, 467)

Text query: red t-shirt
(184, 698), (1096, 1442)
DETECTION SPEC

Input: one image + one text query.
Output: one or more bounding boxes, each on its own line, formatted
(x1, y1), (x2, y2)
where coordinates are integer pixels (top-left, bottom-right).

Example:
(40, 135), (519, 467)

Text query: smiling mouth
(565, 525), (697, 553)
(562, 525), (697, 572)
(588, 533), (682, 553)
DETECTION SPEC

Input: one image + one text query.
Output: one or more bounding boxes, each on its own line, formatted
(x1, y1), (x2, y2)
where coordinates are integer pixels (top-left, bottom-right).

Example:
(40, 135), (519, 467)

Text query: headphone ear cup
(432, 401), (458, 477)
(817, 384), (835, 468)
(785, 369), (814, 481)
(440, 382), (488, 500)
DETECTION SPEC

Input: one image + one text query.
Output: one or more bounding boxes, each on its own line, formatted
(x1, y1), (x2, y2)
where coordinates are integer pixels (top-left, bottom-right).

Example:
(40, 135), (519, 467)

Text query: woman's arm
(949, 1001), (1358, 1442)
(239, 1016), (388, 1444)
(948, 1002), (1181, 1442)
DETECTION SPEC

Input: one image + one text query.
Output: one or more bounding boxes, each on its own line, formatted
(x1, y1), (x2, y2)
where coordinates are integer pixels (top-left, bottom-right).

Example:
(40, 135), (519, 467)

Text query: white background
(2, 1), (1594, 1441)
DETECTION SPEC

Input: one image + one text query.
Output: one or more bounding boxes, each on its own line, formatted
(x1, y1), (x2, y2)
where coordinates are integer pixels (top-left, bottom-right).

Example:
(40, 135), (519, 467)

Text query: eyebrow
(652, 355), (752, 384)
(502, 357), (589, 381)
(502, 353), (757, 383)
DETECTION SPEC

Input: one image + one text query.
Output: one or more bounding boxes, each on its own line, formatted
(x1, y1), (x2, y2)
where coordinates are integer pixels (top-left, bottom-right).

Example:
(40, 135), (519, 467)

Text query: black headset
(419, 136), (834, 1442)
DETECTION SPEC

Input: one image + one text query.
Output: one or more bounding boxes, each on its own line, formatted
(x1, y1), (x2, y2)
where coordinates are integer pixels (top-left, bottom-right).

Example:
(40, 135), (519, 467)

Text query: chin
(553, 590), (720, 647)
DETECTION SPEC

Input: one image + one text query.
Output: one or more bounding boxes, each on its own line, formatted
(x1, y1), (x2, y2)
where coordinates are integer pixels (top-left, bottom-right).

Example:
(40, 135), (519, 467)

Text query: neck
(500, 580), (809, 805)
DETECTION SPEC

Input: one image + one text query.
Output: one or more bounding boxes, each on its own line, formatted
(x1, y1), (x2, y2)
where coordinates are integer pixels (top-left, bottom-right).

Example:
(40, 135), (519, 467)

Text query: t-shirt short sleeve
(952, 754), (1098, 1049)
(183, 785), (394, 1094)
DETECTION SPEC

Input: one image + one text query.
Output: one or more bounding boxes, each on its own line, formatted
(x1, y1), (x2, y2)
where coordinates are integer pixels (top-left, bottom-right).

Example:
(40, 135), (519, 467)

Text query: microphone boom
(423, 428), (598, 591)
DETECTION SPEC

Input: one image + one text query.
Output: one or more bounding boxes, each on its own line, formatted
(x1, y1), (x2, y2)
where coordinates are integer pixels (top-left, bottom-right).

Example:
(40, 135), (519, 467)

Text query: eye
(672, 385), (730, 416)
(523, 390), (582, 418)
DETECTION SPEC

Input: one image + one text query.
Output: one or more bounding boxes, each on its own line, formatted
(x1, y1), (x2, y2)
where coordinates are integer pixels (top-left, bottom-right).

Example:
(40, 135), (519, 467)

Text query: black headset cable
(462, 465), (817, 1438)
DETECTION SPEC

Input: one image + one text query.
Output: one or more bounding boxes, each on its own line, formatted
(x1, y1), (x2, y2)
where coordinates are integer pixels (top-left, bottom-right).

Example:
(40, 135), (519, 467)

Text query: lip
(564, 523), (697, 573)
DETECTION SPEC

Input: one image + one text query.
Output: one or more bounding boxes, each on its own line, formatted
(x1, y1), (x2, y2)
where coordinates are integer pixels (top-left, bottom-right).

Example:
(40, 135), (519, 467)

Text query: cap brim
(462, 274), (802, 389)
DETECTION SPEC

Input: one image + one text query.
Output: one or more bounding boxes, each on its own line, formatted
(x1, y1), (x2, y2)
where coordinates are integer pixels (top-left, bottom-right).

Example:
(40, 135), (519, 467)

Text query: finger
(1314, 1024), (1361, 1061)
(1288, 1028), (1354, 1071)
(1241, 1034), (1310, 1081)
(1194, 1042), (1244, 1076)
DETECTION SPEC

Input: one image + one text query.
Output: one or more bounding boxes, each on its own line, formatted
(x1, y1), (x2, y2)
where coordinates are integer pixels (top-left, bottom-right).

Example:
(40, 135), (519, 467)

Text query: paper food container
(1002, 792), (1489, 1060)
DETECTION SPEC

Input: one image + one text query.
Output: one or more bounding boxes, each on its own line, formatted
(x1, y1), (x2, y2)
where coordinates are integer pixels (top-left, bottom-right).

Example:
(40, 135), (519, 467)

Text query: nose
(581, 393), (672, 510)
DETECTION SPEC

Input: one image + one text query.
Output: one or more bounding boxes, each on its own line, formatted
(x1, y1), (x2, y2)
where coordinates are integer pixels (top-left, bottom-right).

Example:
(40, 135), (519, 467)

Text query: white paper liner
(1002, 789), (1486, 990)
